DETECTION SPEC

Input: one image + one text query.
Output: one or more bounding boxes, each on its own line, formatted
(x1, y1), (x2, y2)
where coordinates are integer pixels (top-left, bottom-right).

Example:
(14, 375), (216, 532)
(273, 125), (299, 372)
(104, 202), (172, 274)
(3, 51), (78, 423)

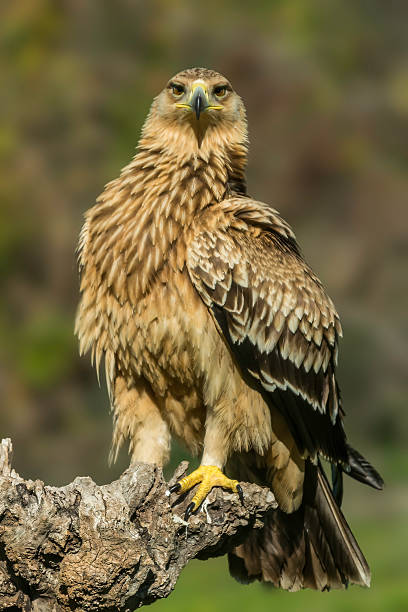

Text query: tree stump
(0, 439), (277, 611)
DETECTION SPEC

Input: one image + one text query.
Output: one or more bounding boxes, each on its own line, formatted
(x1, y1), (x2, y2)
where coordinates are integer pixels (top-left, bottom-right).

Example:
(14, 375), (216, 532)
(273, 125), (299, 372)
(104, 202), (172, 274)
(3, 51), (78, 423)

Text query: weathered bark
(0, 439), (277, 611)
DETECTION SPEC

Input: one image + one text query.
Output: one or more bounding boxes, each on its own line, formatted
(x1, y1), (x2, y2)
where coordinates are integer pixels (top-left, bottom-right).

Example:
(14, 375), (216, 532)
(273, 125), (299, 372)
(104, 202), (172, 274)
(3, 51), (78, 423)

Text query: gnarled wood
(0, 439), (277, 611)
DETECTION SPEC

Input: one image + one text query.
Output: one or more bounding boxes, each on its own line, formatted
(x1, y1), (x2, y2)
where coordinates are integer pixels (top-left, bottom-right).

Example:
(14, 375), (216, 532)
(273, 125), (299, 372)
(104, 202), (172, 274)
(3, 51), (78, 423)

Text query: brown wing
(187, 197), (347, 465)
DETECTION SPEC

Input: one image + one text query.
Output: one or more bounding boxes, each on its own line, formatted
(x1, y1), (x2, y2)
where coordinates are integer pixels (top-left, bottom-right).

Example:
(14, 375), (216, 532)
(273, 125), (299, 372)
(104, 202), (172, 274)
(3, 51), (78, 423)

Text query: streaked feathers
(76, 67), (382, 594)
(187, 196), (345, 464)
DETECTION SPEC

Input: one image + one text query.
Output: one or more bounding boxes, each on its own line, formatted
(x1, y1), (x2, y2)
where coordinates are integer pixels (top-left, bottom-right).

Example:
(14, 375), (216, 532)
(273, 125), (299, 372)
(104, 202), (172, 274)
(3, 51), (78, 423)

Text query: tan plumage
(76, 67), (383, 591)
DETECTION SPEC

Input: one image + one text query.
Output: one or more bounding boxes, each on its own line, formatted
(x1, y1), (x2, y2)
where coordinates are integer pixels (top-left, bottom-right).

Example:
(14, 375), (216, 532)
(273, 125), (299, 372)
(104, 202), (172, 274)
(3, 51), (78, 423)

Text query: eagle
(76, 67), (383, 591)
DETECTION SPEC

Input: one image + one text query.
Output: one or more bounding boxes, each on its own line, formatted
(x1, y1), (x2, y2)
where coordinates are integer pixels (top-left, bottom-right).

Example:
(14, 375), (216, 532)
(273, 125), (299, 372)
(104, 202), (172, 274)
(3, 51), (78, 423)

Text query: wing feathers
(188, 196), (347, 465)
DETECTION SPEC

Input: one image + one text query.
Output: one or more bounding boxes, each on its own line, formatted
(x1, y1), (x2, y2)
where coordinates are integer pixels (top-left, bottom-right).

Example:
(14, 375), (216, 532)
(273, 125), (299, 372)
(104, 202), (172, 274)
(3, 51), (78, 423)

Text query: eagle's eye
(214, 85), (227, 98)
(171, 83), (185, 97)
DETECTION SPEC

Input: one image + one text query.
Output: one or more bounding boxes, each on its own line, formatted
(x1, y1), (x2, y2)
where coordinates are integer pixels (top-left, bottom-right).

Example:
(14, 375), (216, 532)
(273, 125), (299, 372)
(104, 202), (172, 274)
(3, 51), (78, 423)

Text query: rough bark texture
(0, 439), (277, 611)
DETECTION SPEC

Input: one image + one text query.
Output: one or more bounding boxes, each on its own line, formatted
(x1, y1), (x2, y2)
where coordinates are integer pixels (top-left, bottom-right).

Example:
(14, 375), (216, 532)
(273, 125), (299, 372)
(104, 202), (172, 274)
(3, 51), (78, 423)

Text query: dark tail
(229, 462), (371, 591)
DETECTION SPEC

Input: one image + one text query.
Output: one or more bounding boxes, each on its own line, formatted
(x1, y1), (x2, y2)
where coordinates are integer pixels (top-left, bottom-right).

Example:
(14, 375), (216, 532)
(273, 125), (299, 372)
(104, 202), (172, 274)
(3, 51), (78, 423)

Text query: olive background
(1, 2), (407, 610)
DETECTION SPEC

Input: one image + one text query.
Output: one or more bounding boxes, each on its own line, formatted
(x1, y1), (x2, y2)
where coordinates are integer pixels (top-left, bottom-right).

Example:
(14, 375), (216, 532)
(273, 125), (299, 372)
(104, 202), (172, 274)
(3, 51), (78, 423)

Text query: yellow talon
(169, 465), (242, 519)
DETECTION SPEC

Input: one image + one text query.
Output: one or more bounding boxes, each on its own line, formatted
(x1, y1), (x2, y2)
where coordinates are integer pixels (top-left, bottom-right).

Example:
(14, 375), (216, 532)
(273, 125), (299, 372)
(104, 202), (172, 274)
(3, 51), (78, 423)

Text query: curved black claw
(184, 502), (195, 521)
(169, 483), (181, 494)
(236, 484), (244, 504)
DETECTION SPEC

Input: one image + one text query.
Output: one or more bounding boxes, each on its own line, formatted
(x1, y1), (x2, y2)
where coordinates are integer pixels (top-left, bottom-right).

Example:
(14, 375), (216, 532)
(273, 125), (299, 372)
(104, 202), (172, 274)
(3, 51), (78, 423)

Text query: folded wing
(187, 197), (347, 467)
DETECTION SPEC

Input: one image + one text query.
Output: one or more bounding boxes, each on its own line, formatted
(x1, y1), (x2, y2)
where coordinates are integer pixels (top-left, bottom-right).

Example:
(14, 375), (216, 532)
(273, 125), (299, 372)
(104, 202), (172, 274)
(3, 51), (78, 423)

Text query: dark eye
(214, 85), (227, 98)
(171, 83), (185, 97)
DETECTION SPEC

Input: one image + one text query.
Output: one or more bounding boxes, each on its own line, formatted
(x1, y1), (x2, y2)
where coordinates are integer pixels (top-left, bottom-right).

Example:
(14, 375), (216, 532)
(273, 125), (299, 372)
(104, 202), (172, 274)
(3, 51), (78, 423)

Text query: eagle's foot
(169, 465), (242, 520)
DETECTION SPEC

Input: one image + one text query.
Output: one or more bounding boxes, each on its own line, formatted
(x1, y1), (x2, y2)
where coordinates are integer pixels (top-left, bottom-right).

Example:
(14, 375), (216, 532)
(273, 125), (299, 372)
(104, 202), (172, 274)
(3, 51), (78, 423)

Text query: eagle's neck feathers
(79, 120), (247, 303)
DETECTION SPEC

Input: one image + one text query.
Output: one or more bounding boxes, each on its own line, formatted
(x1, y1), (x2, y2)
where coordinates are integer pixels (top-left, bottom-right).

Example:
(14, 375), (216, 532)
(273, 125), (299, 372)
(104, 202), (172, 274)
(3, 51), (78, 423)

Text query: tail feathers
(331, 463), (344, 506)
(229, 463), (371, 591)
(346, 444), (384, 491)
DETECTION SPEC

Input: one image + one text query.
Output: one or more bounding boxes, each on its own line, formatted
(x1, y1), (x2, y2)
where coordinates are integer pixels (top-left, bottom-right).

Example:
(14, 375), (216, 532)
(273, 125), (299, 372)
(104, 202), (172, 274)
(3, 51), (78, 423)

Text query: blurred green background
(0, 1), (407, 610)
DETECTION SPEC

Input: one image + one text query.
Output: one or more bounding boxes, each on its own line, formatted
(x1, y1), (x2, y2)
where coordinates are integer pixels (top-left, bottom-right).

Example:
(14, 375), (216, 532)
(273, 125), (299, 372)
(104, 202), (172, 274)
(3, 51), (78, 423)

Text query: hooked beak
(190, 85), (208, 120)
(176, 83), (222, 120)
